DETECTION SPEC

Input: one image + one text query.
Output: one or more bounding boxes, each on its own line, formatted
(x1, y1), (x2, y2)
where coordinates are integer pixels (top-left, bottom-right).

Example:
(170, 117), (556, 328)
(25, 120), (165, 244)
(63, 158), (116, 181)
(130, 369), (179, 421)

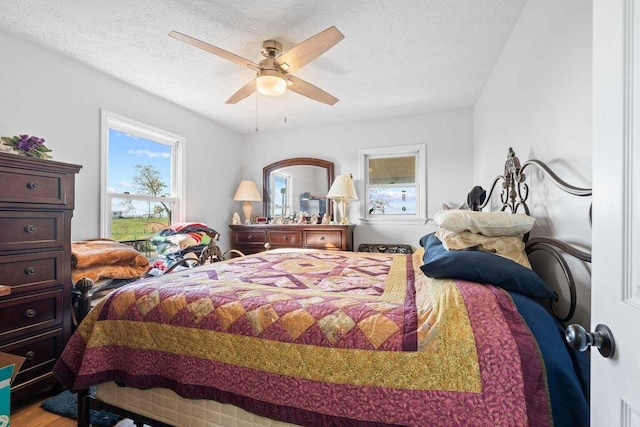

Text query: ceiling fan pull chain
(255, 87), (259, 132)
(284, 92), (288, 123)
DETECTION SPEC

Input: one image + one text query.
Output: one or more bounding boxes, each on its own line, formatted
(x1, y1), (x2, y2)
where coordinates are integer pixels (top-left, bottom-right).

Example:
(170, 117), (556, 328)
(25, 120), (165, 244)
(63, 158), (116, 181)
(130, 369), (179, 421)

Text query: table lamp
(327, 174), (358, 224)
(233, 180), (262, 224)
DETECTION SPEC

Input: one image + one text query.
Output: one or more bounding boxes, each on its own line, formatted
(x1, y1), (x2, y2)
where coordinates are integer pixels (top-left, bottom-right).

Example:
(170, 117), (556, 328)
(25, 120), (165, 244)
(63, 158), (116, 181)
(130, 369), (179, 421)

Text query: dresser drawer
(268, 230), (303, 247)
(234, 229), (267, 244)
(230, 224), (354, 253)
(0, 289), (64, 340)
(304, 230), (344, 249)
(0, 251), (64, 294)
(0, 211), (64, 251)
(0, 166), (68, 206)
(232, 230), (267, 254)
(0, 329), (63, 390)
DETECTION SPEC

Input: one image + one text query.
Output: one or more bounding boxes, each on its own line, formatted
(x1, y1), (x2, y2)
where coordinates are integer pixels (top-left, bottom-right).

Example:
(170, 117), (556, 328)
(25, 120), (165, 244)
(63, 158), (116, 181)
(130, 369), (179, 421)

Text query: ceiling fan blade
(226, 79), (256, 104)
(286, 75), (338, 105)
(276, 26), (344, 73)
(169, 31), (261, 71)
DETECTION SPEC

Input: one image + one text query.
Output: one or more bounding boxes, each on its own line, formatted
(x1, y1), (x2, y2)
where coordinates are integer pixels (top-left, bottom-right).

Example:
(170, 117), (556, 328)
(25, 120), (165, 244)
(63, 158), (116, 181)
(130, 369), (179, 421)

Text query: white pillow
(433, 209), (535, 237)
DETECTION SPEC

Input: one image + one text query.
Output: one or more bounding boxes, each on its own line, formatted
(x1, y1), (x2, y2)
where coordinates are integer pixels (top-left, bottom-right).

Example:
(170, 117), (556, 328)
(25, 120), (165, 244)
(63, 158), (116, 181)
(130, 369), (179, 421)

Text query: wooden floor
(11, 395), (75, 427)
(10, 394), (142, 427)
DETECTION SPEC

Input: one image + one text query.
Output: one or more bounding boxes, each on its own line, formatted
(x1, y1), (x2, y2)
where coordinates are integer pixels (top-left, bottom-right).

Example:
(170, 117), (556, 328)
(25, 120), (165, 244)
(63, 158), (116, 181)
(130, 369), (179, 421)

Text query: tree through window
(101, 110), (185, 245)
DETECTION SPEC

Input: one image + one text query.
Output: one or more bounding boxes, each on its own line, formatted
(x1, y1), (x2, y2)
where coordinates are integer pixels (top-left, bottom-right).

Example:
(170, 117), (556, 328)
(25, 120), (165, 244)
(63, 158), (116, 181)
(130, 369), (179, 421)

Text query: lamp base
(242, 201), (253, 225)
(337, 199), (350, 225)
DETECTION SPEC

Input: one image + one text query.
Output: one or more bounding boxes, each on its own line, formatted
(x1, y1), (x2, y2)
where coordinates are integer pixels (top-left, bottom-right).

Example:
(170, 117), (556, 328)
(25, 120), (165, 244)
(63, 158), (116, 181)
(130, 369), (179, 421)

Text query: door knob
(565, 323), (615, 358)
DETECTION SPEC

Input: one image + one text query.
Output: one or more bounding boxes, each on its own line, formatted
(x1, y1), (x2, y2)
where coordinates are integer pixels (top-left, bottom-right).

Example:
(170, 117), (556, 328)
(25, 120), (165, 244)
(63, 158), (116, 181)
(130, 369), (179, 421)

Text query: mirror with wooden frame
(262, 158), (334, 221)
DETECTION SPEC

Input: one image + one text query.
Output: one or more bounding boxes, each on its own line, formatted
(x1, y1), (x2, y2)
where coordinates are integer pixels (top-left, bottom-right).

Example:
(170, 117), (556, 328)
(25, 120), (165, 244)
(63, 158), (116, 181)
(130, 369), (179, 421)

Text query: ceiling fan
(169, 26), (344, 105)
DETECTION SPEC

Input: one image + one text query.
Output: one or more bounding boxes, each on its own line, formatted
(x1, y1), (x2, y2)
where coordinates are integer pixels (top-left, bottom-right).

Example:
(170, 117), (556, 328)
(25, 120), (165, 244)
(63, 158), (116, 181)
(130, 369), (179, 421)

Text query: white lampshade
(234, 181), (262, 224)
(327, 175), (357, 225)
(256, 70), (287, 96)
(327, 175), (358, 201)
(233, 181), (262, 202)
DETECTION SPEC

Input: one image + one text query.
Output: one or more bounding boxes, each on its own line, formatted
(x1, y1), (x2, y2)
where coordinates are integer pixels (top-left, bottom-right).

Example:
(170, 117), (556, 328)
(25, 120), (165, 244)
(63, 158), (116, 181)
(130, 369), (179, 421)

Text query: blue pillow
(419, 233), (557, 299)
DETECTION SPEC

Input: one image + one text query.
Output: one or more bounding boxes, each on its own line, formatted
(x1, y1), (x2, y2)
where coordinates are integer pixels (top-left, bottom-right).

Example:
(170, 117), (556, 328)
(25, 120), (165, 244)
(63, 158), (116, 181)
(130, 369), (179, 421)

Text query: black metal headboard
(480, 147), (592, 323)
(479, 147), (592, 218)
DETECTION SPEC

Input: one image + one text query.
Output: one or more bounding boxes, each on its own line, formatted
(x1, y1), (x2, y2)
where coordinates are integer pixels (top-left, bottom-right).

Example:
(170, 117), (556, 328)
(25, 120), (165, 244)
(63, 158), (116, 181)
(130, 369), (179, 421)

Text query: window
(100, 110), (185, 243)
(270, 171), (291, 218)
(359, 144), (426, 222)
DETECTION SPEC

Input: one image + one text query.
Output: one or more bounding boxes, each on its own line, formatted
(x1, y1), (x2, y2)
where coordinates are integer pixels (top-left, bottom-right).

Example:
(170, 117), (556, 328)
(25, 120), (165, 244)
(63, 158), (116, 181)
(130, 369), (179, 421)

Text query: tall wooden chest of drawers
(0, 152), (81, 401)
(229, 224), (354, 255)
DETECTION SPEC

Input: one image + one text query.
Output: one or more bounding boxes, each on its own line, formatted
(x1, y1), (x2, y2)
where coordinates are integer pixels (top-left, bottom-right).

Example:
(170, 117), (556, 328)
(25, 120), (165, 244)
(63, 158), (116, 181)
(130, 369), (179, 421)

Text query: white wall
(474, 0), (592, 326)
(0, 28), (475, 253)
(0, 29), (243, 249)
(241, 108), (475, 249)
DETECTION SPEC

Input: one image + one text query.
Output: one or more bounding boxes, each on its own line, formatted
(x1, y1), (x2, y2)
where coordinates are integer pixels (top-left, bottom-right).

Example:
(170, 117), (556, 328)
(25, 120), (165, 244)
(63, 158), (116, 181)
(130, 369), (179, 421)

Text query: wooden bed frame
(71, 147), (592, 427)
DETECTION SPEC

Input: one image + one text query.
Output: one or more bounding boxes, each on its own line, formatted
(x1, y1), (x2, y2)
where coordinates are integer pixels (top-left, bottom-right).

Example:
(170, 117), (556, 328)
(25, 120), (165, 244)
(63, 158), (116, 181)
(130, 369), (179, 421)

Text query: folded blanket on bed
(71, 239), (149, 284)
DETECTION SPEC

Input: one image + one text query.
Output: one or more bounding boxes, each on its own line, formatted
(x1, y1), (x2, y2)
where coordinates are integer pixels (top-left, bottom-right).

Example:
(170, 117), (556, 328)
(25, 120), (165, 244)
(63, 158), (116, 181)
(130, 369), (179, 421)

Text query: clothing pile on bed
(148, 222), (220, 273)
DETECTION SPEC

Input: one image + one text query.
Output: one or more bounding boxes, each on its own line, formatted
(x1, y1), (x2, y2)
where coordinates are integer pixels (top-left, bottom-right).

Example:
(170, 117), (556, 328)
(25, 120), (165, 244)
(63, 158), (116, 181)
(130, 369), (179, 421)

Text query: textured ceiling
(0, 1), (527, 134)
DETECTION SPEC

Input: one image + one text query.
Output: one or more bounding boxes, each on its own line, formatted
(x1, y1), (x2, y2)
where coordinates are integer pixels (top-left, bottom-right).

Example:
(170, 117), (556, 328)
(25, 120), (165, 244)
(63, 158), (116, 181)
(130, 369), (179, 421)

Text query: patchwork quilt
(55, 249), (554, 426)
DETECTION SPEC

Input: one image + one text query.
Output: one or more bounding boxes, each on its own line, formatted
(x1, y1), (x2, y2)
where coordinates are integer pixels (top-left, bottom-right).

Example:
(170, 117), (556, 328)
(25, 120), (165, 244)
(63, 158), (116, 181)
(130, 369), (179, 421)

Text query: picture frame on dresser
(0, 152), (81, 402)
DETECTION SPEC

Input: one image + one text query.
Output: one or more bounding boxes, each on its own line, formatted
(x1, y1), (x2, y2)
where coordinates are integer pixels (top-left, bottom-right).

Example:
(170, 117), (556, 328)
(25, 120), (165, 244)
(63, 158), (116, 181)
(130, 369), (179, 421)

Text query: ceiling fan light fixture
(171, 26), (343, 105)
(256, 69), (287, 96)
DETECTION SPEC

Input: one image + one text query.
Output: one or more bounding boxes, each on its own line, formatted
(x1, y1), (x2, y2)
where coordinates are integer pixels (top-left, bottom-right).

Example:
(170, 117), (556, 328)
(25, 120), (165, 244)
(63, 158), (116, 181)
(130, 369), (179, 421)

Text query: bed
(54, 148), (592, 427)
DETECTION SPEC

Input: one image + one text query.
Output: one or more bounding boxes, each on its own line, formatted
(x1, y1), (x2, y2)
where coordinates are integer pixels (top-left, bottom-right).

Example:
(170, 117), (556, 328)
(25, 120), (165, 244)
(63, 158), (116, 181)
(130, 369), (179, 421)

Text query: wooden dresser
(0, 152), (81, 402)
(229, 224), (354, 255)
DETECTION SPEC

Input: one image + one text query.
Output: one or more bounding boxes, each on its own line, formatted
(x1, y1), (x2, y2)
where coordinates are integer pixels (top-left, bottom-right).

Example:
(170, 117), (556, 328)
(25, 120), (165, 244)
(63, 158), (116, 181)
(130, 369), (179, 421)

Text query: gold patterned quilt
(55, 249), (554, 426)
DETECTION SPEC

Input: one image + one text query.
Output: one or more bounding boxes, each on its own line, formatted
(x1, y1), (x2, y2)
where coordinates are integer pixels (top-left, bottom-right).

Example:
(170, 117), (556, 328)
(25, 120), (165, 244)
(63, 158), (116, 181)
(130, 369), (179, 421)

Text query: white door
(592, 0), (640, 424)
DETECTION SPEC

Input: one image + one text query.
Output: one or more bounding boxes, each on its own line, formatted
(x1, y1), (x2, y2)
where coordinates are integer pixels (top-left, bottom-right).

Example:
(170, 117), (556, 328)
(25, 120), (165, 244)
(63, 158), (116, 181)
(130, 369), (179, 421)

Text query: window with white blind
(359, 144), (427, 223)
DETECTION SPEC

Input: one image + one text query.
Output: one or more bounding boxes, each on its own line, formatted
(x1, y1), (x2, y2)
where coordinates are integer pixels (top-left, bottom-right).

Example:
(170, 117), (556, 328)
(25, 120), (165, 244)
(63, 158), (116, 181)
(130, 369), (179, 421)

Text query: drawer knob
(283, 236), (288, 241)
(24, 308), (37, 318)
(247, 235), (253, 241)
(26, 182), (39, 190)
(24, 225), (37, 233)
(24, 267), (37, 276)
(320, 236), (325, 241)
(24, 350), (36, 360)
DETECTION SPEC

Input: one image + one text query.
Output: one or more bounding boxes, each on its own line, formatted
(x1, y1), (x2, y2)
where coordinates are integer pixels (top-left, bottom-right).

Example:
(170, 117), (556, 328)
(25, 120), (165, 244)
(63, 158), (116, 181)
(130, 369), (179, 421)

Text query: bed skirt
(96, 381), (299, 427)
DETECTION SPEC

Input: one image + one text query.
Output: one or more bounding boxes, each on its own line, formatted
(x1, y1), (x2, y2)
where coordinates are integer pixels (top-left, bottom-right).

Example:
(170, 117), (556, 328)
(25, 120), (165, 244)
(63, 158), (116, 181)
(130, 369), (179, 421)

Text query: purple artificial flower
(16, 134), (46, 152)
(1, 134), (51, 158)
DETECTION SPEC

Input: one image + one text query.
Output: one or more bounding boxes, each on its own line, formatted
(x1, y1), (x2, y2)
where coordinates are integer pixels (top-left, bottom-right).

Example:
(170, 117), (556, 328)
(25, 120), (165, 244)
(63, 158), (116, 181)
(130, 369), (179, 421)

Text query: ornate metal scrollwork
(479, 147), (592, 225)
(525, 237), (591, 323)
(480, 147), (530, 215)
